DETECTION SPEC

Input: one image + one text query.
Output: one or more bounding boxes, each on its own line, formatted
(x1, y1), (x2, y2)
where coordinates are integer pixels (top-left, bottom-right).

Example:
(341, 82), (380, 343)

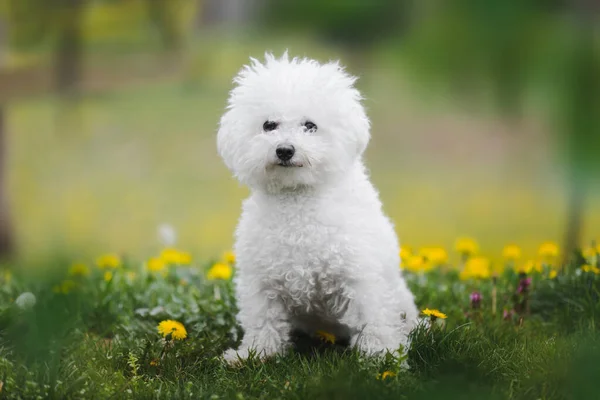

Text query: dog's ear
(217, 112), (234, 172)
(353, 111), (371, 157)
(323, 61), (371, 157)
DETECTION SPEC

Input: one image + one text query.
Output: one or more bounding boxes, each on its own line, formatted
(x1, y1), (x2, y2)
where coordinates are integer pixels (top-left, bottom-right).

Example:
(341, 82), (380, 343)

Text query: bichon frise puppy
(217, 53), (418, 363)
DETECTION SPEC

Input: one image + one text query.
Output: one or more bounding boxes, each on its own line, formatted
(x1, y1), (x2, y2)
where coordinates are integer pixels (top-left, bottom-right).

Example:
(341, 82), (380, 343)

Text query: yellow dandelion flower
(538, 242), (559, 259)
(160, 248), (192, 265)
(69, 263), (90, 277)
(316, 330), (336, 344)
(157, 320), (187, 340)
(399, 246), (412, 261)
(455, 237), (479, 255)
(515, 260), (542, 274)
(54, 279), (77, 294)
(3, 270), (11, 284)
(146, 257), (167, 273)
(422, 308), (447, 319)
(377, 371), (397, 380)
(150, 360), (158, 366)
(104, 271), (113, 282)
(223, 250), (236, 264)
(403, 255), (434, 274)
(460, 257), (491, 280)
(96, 254), (121, 269)
(582, 265), (600, 274)
(160, 248), (179, 264)
(583, 246), (599, 264)
(502, 245), (522, 260)
(207, 262), (233, 280)
(549, 270), (558, 279)
(420, 247), (448, 265)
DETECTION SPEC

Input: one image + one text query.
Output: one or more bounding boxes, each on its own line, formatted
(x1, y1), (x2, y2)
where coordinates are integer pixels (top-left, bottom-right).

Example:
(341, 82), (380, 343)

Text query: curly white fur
(217, 53), (418, 363)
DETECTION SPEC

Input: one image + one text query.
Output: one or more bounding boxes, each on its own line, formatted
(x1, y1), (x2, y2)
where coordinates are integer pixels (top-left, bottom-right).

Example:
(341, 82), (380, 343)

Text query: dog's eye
(303, 121), (317, 132)
(263, 121), (279, 132)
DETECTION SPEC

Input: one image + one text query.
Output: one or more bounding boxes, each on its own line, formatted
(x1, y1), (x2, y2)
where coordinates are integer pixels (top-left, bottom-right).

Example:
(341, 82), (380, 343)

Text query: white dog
(217, 53), (418, 363)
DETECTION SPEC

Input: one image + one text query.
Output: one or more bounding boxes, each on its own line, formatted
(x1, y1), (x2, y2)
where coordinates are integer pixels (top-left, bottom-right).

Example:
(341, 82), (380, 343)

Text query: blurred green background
(0, 0), (598, 265)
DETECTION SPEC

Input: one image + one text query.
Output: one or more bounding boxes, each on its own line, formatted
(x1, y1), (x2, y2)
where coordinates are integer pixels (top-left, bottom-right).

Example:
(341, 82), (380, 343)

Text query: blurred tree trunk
(563, 176), (586, 264)
(199, 0), (257, 27)
(55, 0), (85, 96)
(562, 1), (600, 262)
(0, 16), (13, 258)
(0, 13), (6, 66)
(146, 0), (185, 69)
(147, 0), (184, 50)
(0, 108), (14, 259)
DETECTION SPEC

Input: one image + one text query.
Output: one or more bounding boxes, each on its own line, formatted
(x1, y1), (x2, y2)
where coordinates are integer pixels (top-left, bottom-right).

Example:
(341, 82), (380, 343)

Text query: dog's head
(217, 53), (370, 192)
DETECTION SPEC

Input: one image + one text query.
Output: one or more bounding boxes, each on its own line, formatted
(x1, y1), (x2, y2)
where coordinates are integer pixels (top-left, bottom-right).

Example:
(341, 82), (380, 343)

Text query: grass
(1, 247), (600, 399)
(4, 36), (600, 397)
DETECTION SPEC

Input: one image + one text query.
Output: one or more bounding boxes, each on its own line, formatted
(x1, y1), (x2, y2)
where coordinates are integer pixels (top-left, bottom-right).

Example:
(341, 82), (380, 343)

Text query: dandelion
(15, 292), (36, 310)
(422, 308), (447, 319)
(420, 247), (448, 266)
(399, 246), (412, 262)
(146, 257), (167, 273)
(377, 371), (397, 380)
(223, 250), (236, 264)
(403, 255), (433, 274)
(69, 263), (90, 277)
(96, 254), (121, 269)
(538, 242), (559, 259)
(158, 223), (177, 246)
(157, 320), (187, 340)
(502, 245), (522, 260)
(207, 262), (233, 280)
(160, 248), (192, 265)
(316, 330), (336, 344)
(549, 270), (558, 279)
(150, 360), (159, 367)
(581, 265), (600, 274)
(515, 260), (542, 274)
(2, 270), (11, 284)
(582, 243), (599, 265)
(460, 257), (491, 280)
(582, 247), (600, 265)
(455, 237), (479, 256)
(104, 271), (113, 282)
(53, 280), (77, 294)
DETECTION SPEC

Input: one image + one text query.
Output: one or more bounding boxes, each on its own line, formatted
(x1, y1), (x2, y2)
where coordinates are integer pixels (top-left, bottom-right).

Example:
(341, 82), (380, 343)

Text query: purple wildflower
(470, 291), (482, 309)
(503, 309), (514, 321)
(517, 277), (532, 294)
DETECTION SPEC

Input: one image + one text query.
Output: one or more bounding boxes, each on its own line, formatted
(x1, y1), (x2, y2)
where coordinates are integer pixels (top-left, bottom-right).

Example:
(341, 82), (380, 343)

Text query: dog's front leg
(223, 293), (290, 364)
(340, 286), (406, 357)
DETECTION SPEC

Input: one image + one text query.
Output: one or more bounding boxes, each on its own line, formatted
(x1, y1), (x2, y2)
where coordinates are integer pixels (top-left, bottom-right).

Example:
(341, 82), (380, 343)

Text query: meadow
(6, 38), (600, 265)
(1, 240), (599, 399)
(2, 33), (600, 399)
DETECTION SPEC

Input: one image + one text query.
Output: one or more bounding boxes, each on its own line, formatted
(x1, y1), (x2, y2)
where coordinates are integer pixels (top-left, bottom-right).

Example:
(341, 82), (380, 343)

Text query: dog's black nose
(276, 145), (295, 161)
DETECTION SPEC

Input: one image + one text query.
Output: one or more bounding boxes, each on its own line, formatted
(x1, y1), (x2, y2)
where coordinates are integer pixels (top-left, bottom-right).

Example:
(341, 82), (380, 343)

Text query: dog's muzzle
(276, 145), (295, 162)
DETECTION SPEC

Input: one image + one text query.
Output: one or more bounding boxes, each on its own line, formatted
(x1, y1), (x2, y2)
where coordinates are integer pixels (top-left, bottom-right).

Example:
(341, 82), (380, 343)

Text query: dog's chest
(244, 196), (351, 316)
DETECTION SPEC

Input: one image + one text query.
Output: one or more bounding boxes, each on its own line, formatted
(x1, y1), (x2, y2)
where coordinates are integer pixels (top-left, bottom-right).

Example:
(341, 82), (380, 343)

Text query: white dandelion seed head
(15, 292), (36, 310)
(158, 224), (177, 246)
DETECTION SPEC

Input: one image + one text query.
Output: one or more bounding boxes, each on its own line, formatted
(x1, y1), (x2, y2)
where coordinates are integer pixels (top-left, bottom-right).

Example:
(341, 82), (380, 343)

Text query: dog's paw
(222, 347), (251, 366)
(352, 326), (400, 357)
